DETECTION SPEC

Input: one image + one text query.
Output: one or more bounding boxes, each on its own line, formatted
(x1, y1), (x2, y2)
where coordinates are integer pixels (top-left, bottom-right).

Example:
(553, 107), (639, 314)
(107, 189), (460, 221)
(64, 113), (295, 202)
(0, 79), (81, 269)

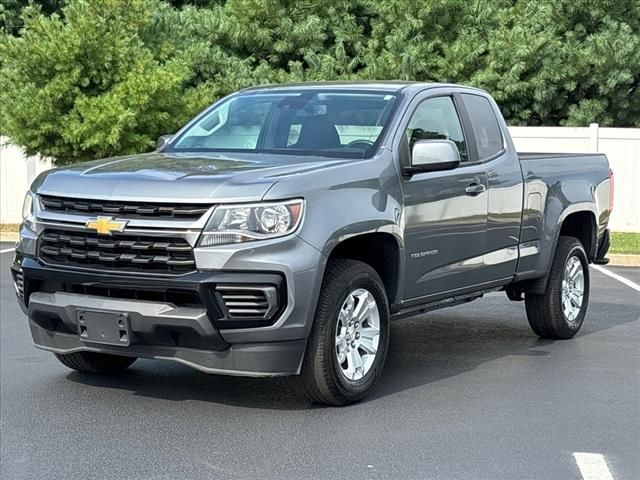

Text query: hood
(32, 152), (352, 202)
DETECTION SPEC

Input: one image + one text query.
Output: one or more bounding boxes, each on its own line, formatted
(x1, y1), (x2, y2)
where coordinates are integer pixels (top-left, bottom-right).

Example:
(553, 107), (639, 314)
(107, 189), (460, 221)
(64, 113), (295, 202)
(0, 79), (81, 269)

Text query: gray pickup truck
(12, 82), (613, 405)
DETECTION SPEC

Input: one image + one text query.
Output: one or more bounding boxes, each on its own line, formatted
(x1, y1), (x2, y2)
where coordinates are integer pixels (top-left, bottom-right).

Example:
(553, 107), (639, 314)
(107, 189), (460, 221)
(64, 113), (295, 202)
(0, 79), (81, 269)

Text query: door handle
(465, 183), (486, 195)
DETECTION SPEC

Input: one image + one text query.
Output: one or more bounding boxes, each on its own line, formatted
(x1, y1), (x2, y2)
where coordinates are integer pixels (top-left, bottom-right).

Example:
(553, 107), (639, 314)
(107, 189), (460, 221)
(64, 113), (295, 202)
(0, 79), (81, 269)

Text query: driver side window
(406, 96), (469, 162)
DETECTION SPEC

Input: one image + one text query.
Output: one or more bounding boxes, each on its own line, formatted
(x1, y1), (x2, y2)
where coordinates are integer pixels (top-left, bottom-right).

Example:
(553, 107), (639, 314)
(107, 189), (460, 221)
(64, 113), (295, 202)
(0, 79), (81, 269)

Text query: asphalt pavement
(1, 242), (638, 480)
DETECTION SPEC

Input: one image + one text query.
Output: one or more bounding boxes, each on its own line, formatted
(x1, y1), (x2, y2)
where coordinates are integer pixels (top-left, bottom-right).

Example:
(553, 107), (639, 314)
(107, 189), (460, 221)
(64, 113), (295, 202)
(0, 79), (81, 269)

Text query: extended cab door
(399, 94), (489, 300)
(459, 93), (523, 282)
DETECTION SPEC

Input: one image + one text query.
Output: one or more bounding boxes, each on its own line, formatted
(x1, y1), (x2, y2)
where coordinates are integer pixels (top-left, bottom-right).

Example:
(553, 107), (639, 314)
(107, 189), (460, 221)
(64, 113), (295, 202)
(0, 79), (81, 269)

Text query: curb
(607, 254), (640, 267)
(0, 232), (18, 243)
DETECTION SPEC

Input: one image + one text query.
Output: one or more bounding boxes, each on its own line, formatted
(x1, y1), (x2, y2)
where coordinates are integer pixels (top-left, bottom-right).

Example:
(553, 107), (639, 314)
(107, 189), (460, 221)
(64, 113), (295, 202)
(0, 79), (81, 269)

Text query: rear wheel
(525, 236), (590, 339)
(299, 259), (390, 405)
(54, 351), (137, 374)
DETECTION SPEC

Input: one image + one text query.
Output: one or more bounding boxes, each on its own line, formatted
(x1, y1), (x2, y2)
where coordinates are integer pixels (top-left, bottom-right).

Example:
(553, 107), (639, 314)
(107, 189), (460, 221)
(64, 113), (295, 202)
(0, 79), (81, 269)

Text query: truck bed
(518, 152), (606, 161)
(515, 150), (611, 283)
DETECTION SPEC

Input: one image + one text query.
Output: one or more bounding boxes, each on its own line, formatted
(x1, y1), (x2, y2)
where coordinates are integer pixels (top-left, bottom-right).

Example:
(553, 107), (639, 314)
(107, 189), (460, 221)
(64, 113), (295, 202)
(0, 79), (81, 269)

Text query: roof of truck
(242, 81), (414, 92)
(241, 81), (487, 95)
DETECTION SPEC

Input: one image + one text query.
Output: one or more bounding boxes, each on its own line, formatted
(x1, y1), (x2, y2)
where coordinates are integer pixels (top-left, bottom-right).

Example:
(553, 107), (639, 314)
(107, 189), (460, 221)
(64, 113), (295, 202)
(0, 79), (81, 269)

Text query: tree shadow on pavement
(65, 296), (639, 411)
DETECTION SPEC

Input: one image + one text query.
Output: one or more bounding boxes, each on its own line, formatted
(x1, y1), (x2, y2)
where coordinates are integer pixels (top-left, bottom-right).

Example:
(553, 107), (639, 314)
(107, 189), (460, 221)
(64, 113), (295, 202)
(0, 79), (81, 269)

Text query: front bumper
(29, 315), (306, 377)
(13, 229), (326, 376)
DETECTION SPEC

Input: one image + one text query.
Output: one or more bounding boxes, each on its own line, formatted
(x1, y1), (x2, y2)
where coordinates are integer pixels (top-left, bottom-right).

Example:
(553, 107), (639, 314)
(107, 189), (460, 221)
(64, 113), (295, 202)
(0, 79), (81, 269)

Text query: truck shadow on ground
(66, 298), (638, 411)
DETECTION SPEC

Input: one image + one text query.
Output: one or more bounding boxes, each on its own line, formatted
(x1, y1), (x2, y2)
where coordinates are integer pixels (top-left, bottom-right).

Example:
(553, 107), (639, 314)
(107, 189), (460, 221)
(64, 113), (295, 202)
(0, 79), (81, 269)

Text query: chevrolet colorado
(12, 82), (613, 405)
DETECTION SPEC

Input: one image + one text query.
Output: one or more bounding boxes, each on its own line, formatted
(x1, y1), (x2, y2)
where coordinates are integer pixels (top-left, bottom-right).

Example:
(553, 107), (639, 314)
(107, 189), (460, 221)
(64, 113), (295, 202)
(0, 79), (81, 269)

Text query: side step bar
(391, 287), (501, 320)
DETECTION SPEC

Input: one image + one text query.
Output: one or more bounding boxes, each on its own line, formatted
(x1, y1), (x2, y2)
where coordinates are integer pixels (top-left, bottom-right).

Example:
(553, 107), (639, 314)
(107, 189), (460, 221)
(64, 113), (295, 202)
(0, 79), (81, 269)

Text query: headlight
(22, 191), (36, 221)
(21, 191), (37, 231)
(199, 199), (304, 247)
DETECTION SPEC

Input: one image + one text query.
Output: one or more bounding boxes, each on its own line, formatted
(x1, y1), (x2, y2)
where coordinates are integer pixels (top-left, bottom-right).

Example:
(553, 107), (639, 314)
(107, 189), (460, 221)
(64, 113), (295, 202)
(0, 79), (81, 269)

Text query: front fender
(262, 150), (405, 297)
(262, 151), (405, 258)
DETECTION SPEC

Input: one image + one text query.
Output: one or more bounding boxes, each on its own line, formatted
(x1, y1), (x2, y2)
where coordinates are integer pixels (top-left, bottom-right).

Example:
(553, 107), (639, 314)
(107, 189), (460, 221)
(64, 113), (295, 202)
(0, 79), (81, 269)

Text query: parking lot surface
(1, 242), (638, 480)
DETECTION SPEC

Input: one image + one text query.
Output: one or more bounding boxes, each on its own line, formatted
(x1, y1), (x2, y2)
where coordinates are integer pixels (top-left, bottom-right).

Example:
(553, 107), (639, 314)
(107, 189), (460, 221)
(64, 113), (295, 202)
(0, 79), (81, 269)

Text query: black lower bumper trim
(29, 290), (227, 351)
(30, 319), (305, 376)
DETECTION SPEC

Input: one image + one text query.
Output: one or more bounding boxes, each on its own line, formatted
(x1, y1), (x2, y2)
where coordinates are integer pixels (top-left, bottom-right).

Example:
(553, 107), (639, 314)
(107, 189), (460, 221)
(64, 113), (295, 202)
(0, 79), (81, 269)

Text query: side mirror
(156, 134), (173, 150)
(407, 139), (461, 174)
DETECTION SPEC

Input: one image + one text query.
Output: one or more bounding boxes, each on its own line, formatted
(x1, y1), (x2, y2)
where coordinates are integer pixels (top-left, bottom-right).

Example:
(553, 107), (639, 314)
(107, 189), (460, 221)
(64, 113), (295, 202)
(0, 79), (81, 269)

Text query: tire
(54, 351), (137, 374)
(525, 236), (590, 339)
(299, 259), (390, 406)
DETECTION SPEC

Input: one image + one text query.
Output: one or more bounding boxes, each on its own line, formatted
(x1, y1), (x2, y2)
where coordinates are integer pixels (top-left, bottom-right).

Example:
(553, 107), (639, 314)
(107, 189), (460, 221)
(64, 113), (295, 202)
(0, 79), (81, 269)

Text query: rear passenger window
(462, 94), (504, 160)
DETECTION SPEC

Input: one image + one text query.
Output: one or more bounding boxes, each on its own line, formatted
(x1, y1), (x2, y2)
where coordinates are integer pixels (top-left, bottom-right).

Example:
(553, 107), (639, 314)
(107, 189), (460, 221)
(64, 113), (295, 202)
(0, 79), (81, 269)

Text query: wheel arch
(327, 232), (403, 307)
(522, 205), (598, 295)
(558, 210), (598, 261)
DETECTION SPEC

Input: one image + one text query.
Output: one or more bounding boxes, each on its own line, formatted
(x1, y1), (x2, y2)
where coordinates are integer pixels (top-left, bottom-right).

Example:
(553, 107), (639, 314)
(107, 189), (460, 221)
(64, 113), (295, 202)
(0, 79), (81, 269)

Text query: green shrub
(1, 0), (639, 164)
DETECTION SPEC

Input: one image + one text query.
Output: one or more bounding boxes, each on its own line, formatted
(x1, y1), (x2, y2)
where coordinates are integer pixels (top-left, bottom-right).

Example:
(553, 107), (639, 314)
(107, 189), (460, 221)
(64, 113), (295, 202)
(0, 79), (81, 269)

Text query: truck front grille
(40, 195), (212, 220)
(60, 283), (204, 308)
(38, 230), (196, 274)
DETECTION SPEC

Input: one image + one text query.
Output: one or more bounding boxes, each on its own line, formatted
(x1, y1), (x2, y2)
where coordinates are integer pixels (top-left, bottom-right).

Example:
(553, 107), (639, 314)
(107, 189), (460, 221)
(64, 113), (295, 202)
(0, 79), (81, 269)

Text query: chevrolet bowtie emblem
(85, 216), (127, 235)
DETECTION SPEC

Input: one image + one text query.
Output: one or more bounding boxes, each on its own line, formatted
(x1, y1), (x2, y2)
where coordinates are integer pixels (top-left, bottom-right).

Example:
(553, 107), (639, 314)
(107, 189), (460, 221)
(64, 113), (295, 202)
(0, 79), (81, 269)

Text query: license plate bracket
(76, 310), (131, 346)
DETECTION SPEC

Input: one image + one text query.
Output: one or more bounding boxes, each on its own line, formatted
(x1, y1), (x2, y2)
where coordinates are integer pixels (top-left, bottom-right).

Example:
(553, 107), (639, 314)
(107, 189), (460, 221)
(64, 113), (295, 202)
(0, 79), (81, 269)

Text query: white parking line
(592, 265), (640, 293)
(573, 452), (614, 480)
(0, 248), (15, 254)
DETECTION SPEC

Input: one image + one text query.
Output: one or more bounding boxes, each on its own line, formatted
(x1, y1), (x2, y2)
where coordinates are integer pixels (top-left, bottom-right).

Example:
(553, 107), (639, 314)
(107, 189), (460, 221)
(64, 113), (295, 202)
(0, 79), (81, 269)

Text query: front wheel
(525, 236), (590, 339)
(299, 259), (390, 405)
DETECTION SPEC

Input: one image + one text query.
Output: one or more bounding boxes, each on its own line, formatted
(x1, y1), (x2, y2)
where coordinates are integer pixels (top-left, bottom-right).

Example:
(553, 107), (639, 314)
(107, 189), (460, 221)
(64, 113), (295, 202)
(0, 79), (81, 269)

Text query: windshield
(171, 90), (399, 158)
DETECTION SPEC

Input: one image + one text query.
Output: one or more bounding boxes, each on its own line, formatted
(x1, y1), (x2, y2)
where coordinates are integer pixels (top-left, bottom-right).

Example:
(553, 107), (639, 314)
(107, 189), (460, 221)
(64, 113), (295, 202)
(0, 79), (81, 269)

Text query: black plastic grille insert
(40, 195), (211, 220)
(38, 230), (196, 274)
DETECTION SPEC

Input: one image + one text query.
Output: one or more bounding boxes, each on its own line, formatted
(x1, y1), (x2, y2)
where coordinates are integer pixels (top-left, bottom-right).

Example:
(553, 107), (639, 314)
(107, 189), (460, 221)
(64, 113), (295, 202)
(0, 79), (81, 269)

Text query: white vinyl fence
(0, 138), (53, 225)
(1, 126), (639, 231)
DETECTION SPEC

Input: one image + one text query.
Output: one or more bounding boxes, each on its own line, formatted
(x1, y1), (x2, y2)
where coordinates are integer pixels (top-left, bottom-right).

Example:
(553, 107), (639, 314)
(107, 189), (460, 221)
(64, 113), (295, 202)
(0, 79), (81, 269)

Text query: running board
(391, 287), (500, 320)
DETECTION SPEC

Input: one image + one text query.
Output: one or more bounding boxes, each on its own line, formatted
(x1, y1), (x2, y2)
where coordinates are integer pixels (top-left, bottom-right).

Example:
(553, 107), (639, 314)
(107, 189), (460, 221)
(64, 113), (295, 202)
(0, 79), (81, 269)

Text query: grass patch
(610, 232), (640, 255)
(0, 223), (19, 233)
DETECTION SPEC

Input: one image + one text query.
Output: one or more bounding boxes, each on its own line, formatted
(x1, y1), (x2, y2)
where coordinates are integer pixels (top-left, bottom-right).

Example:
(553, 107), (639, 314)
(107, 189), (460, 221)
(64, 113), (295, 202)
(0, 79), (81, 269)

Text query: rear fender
(524, 203), (597, 294)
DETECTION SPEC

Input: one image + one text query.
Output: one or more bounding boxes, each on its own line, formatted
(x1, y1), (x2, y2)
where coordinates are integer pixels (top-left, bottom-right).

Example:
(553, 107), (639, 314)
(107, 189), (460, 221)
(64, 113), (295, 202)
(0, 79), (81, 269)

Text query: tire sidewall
(324, 269), (390, 402)
(553, 241), (590, 336)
